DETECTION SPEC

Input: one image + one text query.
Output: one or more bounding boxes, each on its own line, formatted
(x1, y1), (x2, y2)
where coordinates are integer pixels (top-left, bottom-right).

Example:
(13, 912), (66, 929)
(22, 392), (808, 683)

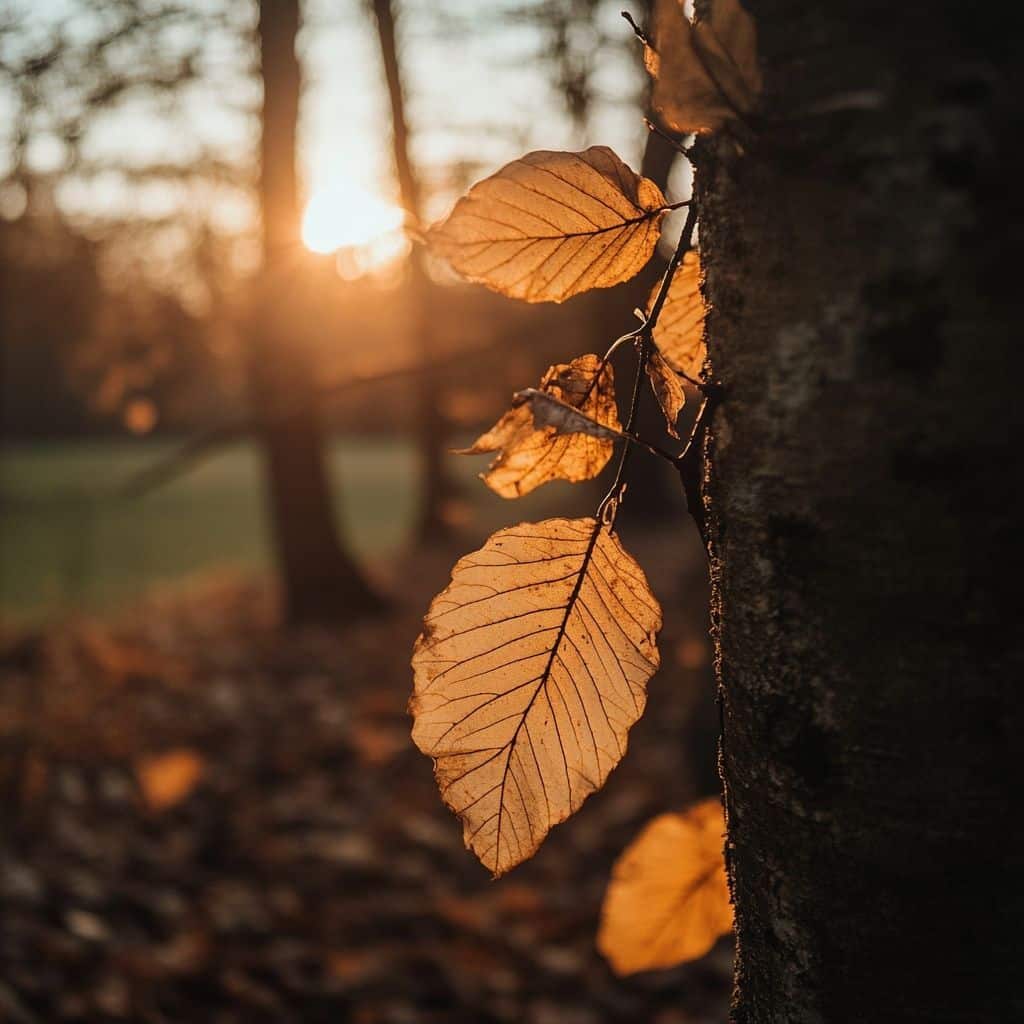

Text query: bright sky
(0, 0), (705, 304)
(2, 0), (649, 225)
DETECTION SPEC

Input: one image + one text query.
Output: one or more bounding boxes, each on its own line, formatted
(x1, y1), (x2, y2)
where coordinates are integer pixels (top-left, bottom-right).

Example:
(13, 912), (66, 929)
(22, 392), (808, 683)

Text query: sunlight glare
(301, 181), (405, 258)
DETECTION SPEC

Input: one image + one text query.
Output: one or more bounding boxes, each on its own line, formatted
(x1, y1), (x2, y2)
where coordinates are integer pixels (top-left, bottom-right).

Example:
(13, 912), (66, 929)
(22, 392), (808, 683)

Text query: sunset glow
(301, 181), (405, 256)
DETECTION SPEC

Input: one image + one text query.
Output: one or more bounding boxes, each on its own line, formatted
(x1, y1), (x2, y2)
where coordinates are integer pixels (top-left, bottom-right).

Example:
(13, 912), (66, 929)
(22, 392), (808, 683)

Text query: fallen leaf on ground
(135, 748), (205, 811)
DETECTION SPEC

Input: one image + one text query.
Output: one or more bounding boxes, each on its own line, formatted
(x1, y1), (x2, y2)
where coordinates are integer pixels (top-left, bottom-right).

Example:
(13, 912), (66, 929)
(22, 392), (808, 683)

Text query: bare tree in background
(253, 0), (384, 622)
(371, 0), (455, 542)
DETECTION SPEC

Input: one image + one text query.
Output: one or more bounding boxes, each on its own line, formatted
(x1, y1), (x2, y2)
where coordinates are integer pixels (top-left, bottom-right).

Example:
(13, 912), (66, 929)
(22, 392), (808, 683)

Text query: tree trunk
(698, 2), (1024, 1020)
(371, 0), (454, 542)
(254, 0), (384, 623)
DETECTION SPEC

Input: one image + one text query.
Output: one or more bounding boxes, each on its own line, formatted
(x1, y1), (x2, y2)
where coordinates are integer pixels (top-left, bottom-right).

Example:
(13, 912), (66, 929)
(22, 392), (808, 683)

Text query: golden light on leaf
(598, 798), (732, 975)
(646, 0), (762, 135)
(428, 147), (669, 303)
(411, 516), (662, 877)
(301, 180), (405, 257)
(457, 354), (621, 499)
(648, 250), (706, 378)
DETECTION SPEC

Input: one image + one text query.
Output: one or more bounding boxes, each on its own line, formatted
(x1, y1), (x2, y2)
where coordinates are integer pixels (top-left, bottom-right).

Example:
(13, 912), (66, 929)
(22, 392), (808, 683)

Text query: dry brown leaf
(427, 147), (669, 303)
(647, 0), (761, 135)
(411, 517), (662, 877)
(598, 797), (732, 974)
(646, 349), (686, 438)
(458, 354), (621, 499)
(136, 748), (204, 811)
(649, 250), (706, 378)
(513, 388), (622, 441)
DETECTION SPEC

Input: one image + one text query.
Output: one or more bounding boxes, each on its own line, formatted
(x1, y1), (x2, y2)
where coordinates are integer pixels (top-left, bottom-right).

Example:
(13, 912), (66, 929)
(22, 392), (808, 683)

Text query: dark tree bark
(371, 0), (455, 542)
(697, 2), (1024, 1020)
(253, 0), (384, 623)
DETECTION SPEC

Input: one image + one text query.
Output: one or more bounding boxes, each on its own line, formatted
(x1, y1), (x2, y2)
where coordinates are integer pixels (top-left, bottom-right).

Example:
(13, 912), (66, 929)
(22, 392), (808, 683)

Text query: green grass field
(0, 436), (583, 623)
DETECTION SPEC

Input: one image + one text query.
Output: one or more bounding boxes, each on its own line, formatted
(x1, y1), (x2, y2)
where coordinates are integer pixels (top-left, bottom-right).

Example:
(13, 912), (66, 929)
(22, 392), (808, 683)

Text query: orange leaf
(136, 749), (204, 811)
(458, 354), (621, 498)
(411, 517), (662, 876)
(646, 0), (761, 135)
(428, 147), (668, 302)
(598, 797), (732, 974)
(649, 250), (706, 378)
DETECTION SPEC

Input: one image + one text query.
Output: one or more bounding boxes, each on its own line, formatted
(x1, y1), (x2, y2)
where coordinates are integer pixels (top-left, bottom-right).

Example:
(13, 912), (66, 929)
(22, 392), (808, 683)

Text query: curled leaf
(428, 147), (668, 303)
(458, 354), (621, 498)
(645, 349), (686, 438)
(598, 798), (732, 975)
(410, 517), (662, 877)
(513, 388), (622, 441)
(646, 0), (761, 135)
(649, 250), (706, 378)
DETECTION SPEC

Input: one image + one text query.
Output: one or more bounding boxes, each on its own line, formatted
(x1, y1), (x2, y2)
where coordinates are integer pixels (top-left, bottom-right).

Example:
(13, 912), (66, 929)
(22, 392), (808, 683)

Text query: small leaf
(458, 354), (621, 498)
(649, 250), (706, 378)
(136, 749), (204, 812)
(645, 350), (686, 438)
(428, 147), (669, 303)
(597, 797), (732, 975)
(411, 517), (662, 877)
(646, 0), (761, 135)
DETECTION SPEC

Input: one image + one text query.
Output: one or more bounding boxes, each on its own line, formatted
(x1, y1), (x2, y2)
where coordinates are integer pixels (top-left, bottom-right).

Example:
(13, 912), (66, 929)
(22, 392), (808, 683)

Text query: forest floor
(0, 525), (730, 1024)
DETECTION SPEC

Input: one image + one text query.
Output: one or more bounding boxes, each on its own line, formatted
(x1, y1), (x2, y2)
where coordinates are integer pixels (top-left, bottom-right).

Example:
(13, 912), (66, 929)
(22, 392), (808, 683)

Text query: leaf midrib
(492, 516), (604, 874)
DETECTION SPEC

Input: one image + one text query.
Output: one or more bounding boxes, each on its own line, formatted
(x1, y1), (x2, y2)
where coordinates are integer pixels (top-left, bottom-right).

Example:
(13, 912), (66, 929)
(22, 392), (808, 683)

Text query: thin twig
(597, 334), (649, 528)
(675, 367), (703, 388)
(644, 117), (692, 157)
(595, 202), (702, 527)
(577, 325), (645, 407)
(647, 202), (699, 329)
(620, 10), (648, 46)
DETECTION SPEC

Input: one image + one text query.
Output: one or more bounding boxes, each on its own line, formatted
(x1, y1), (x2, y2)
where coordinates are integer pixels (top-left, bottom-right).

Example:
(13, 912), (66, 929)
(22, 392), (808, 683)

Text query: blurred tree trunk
(698, 1), (1023, 1020)
(253, 0), (384, 623)
(371, 0), (454, 541)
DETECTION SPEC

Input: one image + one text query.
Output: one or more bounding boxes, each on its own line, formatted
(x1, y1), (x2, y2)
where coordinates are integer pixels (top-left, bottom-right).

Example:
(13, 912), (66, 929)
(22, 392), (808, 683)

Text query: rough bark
(253, 0), (384, 623)
(371, 0), (455, 542)
(697, 2), (1024, 1021)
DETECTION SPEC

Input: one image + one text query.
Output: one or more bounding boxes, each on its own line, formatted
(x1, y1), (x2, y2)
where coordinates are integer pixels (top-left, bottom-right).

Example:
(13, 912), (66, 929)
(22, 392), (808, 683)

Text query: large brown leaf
(647, 0), (761, 135)
(458, 354), (621, 499)
(427, 147), (669, 303)
(597, 797), (732, 974)
(411, 517), (662, 877)
(648, 250), (705, 378)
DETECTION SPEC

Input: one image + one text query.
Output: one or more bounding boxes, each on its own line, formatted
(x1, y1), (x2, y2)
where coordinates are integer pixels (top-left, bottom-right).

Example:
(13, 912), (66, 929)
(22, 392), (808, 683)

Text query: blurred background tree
(0, 0), (692, 623)
(0, 5), (725, 1019)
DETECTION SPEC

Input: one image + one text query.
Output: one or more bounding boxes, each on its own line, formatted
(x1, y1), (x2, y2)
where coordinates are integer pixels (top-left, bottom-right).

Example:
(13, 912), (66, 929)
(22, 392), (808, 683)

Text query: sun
(301, 180), (405, 256)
